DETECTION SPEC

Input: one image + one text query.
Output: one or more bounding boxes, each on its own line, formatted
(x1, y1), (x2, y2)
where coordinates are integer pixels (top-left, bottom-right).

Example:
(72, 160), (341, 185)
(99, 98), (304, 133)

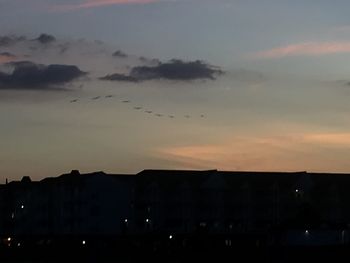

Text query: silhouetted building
(0, 169), (350, 246)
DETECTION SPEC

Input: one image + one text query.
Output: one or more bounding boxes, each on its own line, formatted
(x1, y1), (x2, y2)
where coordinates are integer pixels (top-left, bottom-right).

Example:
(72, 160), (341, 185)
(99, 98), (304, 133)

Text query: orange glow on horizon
(156, 132), (350, 173)
(0, 55), (16, 64)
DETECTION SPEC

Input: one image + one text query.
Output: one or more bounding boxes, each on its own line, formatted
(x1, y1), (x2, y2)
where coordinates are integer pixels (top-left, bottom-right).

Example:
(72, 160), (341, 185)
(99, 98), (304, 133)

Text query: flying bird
(134, 107), (142, 110)
(122, 100), (130, 103)
(91, 96), (101, 100)
(168, 115), (175, 119)
(145, 110), (153, 114)
(70, 99), (78, 103)
(185, 115), (190, 118)
(155, 114), (163, 117)
(105, 95), (114, 98)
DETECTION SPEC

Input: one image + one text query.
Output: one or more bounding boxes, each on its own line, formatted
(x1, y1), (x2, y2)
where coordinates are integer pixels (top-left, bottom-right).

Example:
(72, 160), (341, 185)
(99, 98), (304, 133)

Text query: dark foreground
(2, 235), (350, 262)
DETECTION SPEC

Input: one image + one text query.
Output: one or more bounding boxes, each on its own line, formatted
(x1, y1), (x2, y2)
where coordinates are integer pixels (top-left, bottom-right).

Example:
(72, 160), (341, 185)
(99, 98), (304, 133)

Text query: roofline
(3, 169), (350, 185)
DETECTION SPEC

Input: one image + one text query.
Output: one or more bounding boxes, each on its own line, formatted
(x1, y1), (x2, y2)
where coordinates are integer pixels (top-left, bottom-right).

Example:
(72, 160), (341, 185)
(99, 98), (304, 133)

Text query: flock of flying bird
(69, 95), (206, 120)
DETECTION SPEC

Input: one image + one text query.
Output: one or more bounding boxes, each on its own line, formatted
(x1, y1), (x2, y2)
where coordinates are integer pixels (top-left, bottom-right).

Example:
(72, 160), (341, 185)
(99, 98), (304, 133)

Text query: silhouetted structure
(1, 169), (350, 261)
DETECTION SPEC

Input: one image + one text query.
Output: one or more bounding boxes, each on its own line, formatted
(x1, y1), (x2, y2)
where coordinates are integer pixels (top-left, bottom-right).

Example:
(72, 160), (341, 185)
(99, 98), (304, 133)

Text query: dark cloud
(0, 35), (26, 46)
(100, 59), (223, 82)
(35, 34), (56, 44)
(0, 61), (86, 90)
(130, 59), (223, 80)
(99, 73), (137, 82)
(112, 50), (128, 58)
(139, 56), (160, 65)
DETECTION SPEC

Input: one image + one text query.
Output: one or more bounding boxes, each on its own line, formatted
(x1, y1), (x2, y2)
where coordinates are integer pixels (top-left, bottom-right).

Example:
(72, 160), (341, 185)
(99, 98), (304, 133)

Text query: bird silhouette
(91, 96), (101, 100)
(168, 115), (175, 119)
(145, 110), (153, 114)
(155, 114), (163, 117)
(105, 95), (114, 98)
(70, 99), (78, 103)
(122, 100), (130, 103)
(134, 107), (142, 110)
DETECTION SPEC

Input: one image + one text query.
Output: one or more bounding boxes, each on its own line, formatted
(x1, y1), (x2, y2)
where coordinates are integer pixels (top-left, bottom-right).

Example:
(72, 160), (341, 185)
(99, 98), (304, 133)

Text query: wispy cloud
(156, 132), (350, 172)
(52, 0), (165, 11)
(303, 133), (350, 146)
(252, 41), (350, 59)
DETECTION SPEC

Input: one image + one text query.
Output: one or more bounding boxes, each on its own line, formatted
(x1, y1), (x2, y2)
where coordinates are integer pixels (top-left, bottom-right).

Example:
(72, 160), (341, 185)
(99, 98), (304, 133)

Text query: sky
(2, 0), (350, 180)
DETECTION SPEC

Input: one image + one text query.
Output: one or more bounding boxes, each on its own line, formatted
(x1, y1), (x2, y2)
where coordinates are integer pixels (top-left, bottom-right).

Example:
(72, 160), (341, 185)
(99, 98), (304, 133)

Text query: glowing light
(169, 235), (173, 239)
(295, 189), (299, 193)
(82, 240), (86, 245)
(17, 243), (20, 247)
(305, 230), (309, 234)
(7, 237), (11, 242)
(21, 205), (24, 209)
(124, 218), (128, 223)
(146, 218), (149, 223)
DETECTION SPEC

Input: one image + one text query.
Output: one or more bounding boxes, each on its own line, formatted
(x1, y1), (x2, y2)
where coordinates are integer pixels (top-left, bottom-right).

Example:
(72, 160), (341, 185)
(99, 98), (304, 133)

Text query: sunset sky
(2, 0), (350, 180)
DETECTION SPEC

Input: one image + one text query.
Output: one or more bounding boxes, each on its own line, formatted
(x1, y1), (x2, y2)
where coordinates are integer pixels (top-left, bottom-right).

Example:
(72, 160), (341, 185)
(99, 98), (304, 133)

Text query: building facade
(0, 169), (349, 245)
